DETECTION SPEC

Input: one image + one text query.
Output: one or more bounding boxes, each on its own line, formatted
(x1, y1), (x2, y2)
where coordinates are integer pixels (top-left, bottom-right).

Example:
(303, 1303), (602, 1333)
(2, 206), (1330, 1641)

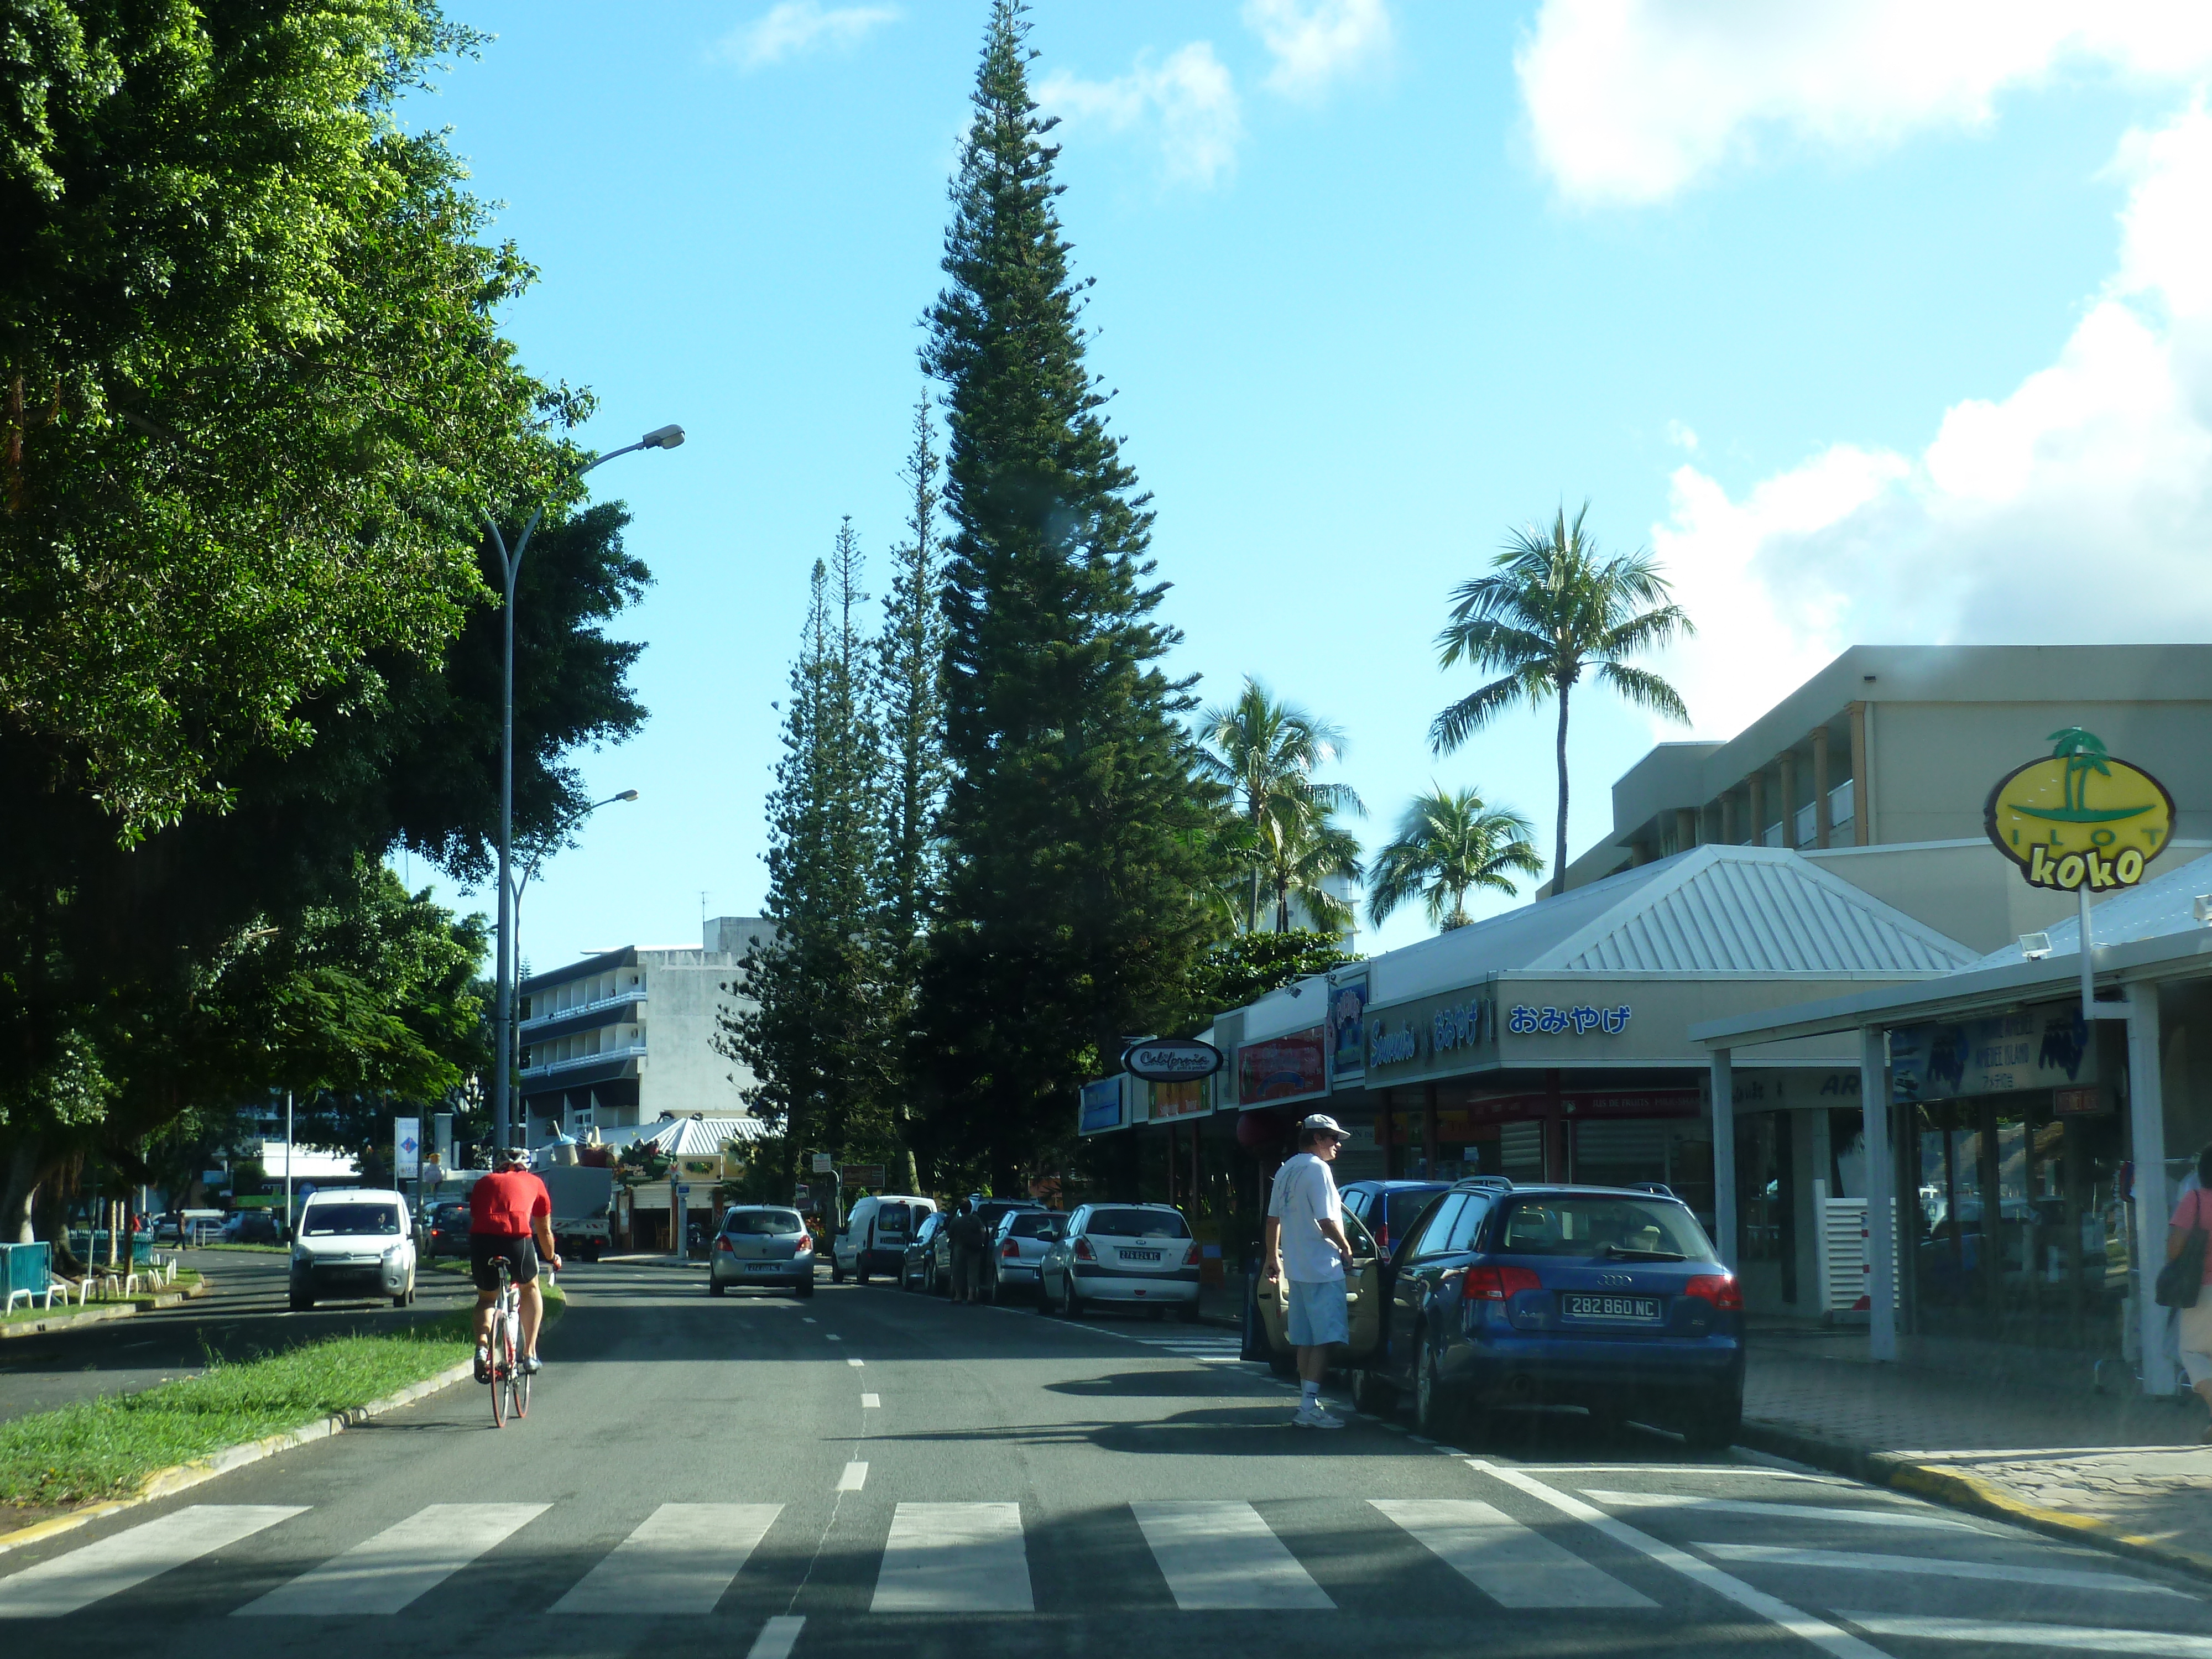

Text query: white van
(288, 1188), (416, 1311)
(832, 1194), (936, 1285)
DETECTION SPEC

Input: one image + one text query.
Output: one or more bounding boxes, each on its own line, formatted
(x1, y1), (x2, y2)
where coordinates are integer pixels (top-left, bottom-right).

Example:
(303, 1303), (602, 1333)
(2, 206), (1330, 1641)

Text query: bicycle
(484, 1256), (529, 1427)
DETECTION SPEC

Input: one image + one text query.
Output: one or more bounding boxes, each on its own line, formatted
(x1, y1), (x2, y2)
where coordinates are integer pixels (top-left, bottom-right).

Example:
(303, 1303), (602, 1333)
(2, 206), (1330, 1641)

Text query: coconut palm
(1197, 677), (1365, 932)
(1368, 785), (1543, 931)
(1258, 806), (1365, 936)
(1430, 504), (1693, 888)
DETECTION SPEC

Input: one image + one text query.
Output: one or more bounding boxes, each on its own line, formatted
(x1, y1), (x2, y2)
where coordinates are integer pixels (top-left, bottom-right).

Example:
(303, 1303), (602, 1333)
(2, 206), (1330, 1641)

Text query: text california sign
(1983, 728), (2174, 893)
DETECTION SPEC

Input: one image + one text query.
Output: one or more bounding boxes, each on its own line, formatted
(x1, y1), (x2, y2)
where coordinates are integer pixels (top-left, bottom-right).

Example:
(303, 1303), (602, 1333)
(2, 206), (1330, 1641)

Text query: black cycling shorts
(470, 1232), (540, 1292)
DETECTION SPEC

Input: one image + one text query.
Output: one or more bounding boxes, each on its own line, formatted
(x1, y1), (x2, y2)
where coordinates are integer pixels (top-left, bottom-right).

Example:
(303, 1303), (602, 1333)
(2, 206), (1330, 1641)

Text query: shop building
(1696, 850), (2212, 1397)
(518, 915), (770, 1144)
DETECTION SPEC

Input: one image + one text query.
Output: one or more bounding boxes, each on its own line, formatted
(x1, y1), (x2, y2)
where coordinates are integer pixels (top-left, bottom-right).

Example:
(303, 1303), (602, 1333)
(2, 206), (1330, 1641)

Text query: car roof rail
(1630, 1182), (1676, 1197)
(1454, 1176), (1512, 1192)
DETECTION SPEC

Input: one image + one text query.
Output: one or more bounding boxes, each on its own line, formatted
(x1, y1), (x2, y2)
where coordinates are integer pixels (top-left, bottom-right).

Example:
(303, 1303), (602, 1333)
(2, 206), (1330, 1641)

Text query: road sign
(844, 1164), (886, 1190)
(811, 1152), (834, 1173)
(394, 1116), (420, 1179)
(793, 1183), (812, 1204)
(675, 1183), (691, 1197)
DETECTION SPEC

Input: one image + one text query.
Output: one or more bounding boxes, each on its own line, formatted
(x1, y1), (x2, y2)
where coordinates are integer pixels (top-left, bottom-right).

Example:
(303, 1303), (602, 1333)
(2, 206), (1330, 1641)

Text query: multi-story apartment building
(517, 915), (771, 1142)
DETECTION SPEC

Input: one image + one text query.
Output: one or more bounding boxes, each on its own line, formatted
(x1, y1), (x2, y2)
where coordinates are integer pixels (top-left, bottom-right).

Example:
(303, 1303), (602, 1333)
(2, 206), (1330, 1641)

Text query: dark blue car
(1373, 1181), (1744, 1448)
(1338, 1179), (1454, 1258)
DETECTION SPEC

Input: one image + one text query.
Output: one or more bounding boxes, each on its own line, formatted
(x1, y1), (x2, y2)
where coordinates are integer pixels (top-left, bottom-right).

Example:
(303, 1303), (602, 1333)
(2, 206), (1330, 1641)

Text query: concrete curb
(1738, 1417), (2212, 1586)
(1, 1276), (212, 1340)
(0, 1357), (473, 1557)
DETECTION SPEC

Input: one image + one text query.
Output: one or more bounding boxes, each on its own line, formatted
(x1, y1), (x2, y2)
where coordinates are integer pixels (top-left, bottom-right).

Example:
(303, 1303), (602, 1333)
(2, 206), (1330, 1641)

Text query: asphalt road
(4, 1259), (2209, 1658)
(0, 1248), (478, 1424)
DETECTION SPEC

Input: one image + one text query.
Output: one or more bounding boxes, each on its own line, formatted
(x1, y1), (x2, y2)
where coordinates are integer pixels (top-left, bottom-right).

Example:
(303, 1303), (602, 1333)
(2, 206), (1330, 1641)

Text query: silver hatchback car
(708, 1206), (816, 1298)
(1037, 1202), (1199, 1319)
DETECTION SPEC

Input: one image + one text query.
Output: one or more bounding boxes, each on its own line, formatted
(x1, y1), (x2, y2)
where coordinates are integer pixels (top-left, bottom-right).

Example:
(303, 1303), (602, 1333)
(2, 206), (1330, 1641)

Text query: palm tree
(1368, 785), (1543, 931)
(1430, 504), (1693, 889)
(1197, 677), (1364, 932)
(1259, 806), (1365, 936)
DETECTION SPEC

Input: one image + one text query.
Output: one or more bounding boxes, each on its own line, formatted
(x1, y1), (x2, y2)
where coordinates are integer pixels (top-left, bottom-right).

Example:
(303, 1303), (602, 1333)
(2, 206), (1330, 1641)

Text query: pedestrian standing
(2167, 1141), (2212, 1442)
(1262, 1114), (1354, 1429)
(950, 1199), (983, 1304)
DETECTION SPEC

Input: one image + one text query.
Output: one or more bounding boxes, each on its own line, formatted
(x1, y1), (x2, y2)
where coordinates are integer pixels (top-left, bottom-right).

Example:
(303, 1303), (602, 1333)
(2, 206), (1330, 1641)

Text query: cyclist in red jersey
(469, 1149), (561, 1380)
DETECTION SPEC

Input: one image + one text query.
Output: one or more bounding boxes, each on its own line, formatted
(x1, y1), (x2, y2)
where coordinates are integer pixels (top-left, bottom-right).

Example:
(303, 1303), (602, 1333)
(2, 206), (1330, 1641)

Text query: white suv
(289, 1189), (416, 1311)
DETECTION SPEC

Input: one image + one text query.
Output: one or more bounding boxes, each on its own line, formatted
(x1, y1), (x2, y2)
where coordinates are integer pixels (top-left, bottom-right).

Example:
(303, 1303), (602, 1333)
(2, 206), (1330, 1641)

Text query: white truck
(538, 1164), (615, 1262)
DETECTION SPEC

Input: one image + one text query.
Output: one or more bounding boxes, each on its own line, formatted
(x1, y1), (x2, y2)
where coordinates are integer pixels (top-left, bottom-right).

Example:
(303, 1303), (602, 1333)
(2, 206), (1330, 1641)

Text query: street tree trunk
(1553, 687), (1573, 892)
(1, 1141), (39, 1245)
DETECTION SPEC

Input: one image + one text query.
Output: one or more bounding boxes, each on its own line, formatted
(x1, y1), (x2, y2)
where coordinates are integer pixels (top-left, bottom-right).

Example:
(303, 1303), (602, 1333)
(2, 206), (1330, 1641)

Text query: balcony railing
(520, 1041), (648, 1079)
(520, 984), (646, 1032)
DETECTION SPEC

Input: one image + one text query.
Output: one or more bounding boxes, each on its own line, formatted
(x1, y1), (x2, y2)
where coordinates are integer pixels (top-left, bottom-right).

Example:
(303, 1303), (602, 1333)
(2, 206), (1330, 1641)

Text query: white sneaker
(1292, 1402), (1344, 1429)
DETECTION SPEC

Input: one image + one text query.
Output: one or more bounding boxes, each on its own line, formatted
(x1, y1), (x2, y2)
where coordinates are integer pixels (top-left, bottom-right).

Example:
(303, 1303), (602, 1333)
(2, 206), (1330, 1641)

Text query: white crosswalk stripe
(1583, 1490), (1978, 1531)
(1841, 1613), (2212, 1656)
(0, 1505), (304, 1620)
(551, 1504), (782, 1615)
(1371, 1498), (1654, 1608)
(872, 1503), (1032, 1612)
(1700, 1541), (2188, 1596)
(236, 1503), (547, 1617)
(1131, 1500), (1333, 1610)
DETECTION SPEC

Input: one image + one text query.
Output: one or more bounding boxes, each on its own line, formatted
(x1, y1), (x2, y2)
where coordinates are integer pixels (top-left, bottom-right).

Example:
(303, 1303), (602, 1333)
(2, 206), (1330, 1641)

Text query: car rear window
(1495, 1196), (1714, 1260)
(435, 1206), (468, 1224)
(725, 1210), (802, 1235)
(1006, 1213), (1057, 1239)
(1086, 1208), (1189, 1238)
(302, 1203), (401, 1237)
(1385, 1188), (1444, 1239)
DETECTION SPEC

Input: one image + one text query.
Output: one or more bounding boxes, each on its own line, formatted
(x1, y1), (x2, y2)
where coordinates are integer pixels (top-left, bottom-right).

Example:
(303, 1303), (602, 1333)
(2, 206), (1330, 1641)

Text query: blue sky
(398, 1), (2212, 968)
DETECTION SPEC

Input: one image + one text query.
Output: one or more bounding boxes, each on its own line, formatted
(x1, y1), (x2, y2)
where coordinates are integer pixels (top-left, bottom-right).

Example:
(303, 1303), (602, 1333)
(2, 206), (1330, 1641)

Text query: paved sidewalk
(1741, 1329), (2212, 1579)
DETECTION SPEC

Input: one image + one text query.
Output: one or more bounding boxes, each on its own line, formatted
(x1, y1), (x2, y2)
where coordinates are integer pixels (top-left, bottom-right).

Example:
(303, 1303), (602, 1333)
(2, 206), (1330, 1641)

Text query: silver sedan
(708, 1206), (816, 1298)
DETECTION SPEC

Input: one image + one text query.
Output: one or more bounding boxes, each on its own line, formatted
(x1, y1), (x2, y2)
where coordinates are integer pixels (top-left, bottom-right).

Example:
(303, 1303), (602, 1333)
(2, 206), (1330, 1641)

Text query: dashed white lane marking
(1130, 1501), (1333, 1610)
(745, 1615), (806, 1659)
(238, 1503), (547, 1617)
(552, 1504), (782, 1615)
(862, 1393), (880, 1408)
(825, 1334), (843, 1342)
(1584, 1491), (1977, 1531)
(1473, 1464), (1885, 1659)
(1702, 1542), (2186, 1597)
(801, 1318), (817, 1324)
(1841, 1613), (2212, 1655)
(837, 1462), (869, 1493)
(871, 1504), (1032, 1613)
(847, 1357), (864, 1367)
(1371, 1499), (1653, 1609)
(0, 1506), (305, 1619)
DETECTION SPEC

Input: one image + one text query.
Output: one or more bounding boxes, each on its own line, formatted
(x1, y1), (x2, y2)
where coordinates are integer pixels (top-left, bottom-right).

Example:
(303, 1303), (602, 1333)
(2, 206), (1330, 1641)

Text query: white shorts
(1287, 1278), (1348, 1347)
(2179, 1298), (2212, 1386)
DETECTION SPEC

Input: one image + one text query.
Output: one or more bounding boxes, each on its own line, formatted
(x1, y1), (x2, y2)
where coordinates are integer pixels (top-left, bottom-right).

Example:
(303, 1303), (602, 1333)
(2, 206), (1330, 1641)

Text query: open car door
(1257, 1206), (1384, 1363)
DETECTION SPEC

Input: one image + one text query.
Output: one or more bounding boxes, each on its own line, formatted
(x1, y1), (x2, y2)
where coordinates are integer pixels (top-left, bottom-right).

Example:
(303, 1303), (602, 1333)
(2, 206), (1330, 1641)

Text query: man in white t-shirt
(1264, 1113), (1354, 1429)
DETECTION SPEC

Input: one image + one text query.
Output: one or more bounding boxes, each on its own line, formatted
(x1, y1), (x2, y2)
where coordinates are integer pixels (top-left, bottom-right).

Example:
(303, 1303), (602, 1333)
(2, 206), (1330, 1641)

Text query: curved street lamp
(487, 428), (684, 1146)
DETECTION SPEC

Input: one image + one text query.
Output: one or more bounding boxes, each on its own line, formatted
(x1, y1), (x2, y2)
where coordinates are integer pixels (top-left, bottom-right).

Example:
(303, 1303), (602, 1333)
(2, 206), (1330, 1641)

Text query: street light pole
(488, 426), (684, 1149)
(510, 789), (640, 1102)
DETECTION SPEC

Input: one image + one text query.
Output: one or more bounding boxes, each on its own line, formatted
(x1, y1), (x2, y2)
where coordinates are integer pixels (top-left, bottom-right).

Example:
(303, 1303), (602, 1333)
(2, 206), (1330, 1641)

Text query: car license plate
(745, 1261), (786, 1272)
(1561, 1293), (1660, 1322)
(1122, 1249), (1161, 1262)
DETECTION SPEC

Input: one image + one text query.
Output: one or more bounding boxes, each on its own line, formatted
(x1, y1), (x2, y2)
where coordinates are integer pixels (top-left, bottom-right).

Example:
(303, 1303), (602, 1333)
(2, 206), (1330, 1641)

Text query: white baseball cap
(1300, 1113), (1348, 1140)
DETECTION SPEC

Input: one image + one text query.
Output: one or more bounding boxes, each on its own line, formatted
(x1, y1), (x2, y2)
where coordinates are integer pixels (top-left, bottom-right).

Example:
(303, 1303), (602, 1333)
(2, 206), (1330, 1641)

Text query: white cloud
(1664, 419), (1699, 453)
(1645, 101), (2212, 741)
(1243, 0), (1393, 98)
(1040, 43), (1245, 189)
(717, 2), (898, 71)
(1516, 0), (2212, 205)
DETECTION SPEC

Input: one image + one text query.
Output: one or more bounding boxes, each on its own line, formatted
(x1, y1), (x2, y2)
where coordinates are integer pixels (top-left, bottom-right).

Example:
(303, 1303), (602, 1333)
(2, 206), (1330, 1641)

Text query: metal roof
(633, 1115), (766, 1156)
(1359, 844), (1974, 1009)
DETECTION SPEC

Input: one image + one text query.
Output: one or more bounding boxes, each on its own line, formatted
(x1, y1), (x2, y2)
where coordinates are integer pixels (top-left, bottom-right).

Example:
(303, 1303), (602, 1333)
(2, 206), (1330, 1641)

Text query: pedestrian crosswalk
(2, 1480), (2202, 1648)
(1074, 1319), (1249, 1365)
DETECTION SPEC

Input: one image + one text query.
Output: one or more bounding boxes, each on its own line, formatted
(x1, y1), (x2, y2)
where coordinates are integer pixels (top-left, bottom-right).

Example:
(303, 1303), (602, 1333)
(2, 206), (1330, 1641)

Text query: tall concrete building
(517, 915), (771, 1143)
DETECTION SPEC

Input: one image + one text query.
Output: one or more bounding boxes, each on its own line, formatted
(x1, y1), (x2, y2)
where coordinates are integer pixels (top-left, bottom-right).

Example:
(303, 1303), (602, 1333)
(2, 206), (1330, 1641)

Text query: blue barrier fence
(1, 1241), (53, 1301)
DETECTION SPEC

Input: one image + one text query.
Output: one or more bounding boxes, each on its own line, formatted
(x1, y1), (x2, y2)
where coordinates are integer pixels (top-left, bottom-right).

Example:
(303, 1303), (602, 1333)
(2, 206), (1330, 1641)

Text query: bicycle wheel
(509, 1332), (530, 1420)
(491, 1312), (512, 1428)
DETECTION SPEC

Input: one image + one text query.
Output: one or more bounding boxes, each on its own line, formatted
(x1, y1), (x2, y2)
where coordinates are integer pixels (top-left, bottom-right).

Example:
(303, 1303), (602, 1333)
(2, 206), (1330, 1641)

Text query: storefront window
(1910, 1094), (2125, 1352)
(1735, 1113), (1797, 1304)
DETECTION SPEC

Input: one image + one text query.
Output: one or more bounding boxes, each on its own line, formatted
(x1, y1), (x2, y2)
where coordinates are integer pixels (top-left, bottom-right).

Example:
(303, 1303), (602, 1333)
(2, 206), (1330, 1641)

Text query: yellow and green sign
(1984, 728), (2173, 891)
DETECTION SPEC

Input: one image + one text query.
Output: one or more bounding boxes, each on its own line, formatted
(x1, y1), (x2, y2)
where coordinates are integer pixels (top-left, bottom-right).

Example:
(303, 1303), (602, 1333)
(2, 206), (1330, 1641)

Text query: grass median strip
(0, 1317), (474, 1510)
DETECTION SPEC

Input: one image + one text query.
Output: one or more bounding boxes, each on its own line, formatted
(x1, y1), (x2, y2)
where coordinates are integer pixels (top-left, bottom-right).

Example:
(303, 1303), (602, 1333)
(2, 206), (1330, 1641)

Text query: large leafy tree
(1368, 785), (1543, 932)
(916, 0), (1218, 1184)
(1197, 676), (1364, 934)
(2, 0), (582, 832)
(1430, 504), (1693, 887)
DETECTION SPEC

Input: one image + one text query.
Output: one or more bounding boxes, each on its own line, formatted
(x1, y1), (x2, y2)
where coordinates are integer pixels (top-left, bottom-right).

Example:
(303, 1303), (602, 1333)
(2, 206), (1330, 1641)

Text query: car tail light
(795, 1234), (810, 1253)
(1182, 1241), (1199, 1267)
(1001, 1239), (1020, 1258)
(1683, 1273), (1743, 1311)
(716, 1235), (733, 1253)
(1465, 1265), (1544, 1301)
(1371, 1223), (1389, 1250)
(1074, 1237), (1096, 1262)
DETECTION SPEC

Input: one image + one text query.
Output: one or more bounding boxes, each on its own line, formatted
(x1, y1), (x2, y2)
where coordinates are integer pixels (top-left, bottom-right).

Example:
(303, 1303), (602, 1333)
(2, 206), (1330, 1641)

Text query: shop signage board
(1328, 973), (1369, 1082)
(1888, 1000), (2096, 1105)
(1237, 1026), (1327, 1105)
(1123, 1038), (1223, 1082)
(844, 1164), (886, 1189)
(394, 1117), (420, 1180)
(1078, 1076), (1125, 1135)
(1984, 728), (2174, 891)
(1149, 1079), (1208, 1120)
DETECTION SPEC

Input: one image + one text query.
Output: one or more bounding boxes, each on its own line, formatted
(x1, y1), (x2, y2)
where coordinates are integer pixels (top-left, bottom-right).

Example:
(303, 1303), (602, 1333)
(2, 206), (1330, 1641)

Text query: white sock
(1300, 1381), (1321, 1408)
